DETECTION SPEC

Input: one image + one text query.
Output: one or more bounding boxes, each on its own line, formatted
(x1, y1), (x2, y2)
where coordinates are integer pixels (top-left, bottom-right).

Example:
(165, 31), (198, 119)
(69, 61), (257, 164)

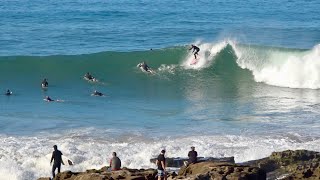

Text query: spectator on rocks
(50, 145), (65, 178)
(109, 152), (121, 171)
(156, 149), (166, 180)
(188, 146), (198, 164)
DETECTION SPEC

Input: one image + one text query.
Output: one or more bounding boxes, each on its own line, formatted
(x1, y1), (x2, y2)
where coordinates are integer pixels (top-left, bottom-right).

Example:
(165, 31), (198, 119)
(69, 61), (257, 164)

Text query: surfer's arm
(161, 161), (166, 170)
(50, 152), (54, 163)
(60, 152), (65, 165)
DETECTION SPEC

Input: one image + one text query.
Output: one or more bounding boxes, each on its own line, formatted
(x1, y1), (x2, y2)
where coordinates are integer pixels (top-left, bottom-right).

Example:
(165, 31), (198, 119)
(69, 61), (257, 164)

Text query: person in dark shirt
(189, 44), (200, 59)
(109, 152), (121, 171)
(50, 145), (64, 178)
(188, 146), (198, 164)
(156, 149), (166, 180)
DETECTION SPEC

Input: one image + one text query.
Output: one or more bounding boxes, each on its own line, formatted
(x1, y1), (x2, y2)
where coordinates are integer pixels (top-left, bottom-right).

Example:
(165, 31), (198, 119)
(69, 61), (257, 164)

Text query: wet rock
(178, 162), (266, 180)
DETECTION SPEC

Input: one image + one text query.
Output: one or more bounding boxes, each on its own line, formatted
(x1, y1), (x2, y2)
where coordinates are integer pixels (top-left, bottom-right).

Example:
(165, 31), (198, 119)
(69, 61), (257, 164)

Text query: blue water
(1, 0), (319, 55)
(0, 1), (320, 179)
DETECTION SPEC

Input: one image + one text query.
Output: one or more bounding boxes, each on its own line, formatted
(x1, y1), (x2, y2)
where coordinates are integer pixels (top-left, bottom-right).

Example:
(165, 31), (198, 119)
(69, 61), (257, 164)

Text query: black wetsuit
(85, 73), (93, 80)
(94, 91), (103, 96)
(51, 150), (63, 178)
(42, 80), (48, 87)
(190, 45), (200, 59)
(188, 150), (198, 164)
(138, 63), (150, 72)
(46, 97), (54, 101)
(5, 90), (12, 96)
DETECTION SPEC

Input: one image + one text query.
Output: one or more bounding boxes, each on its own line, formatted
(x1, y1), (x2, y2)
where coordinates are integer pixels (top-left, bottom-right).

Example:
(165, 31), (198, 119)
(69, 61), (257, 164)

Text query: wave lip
(233, 43), (320, 89)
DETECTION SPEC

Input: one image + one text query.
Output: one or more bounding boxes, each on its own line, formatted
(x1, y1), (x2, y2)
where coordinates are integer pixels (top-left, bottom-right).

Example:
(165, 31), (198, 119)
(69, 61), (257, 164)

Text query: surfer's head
(53, 145), (57, 150)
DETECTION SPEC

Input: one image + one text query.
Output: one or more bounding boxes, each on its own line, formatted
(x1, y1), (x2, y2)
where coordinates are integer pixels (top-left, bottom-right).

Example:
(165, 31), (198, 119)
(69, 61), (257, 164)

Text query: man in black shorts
(50, 145), (64, 178)
(156, 149), (166, 180)
(189, 44), (200, 59)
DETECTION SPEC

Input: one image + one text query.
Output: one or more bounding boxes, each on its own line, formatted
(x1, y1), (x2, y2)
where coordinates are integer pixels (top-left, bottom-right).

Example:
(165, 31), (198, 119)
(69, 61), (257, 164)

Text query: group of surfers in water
(42, 73), (104, 102)
(4, 45), (200, 98)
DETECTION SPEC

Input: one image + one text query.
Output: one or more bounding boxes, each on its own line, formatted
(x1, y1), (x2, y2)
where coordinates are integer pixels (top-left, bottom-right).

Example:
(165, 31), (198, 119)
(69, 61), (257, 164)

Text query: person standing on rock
(156, 149), (166, 180)
(50, 145), (65, 178)
(109, 152), (121, 171)
(188, 146), (198, 164)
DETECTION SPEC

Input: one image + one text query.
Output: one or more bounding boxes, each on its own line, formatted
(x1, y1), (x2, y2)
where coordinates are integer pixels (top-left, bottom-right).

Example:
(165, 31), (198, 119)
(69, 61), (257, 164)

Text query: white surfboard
(84, 77), (98, 82)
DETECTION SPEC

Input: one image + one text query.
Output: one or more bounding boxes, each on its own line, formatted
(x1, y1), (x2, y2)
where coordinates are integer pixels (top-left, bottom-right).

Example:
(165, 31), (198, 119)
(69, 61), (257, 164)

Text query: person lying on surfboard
(189, 44), (200, 59)
(84, 72), (94, 81)
(92, 90), (104, 96)
(44, 96), (54, 102)
(137, 61), (152, 73)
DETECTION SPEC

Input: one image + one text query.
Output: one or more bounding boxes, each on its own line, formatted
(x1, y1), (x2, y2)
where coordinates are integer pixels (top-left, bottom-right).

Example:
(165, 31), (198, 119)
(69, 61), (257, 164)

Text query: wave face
(1, 41), (319, 89)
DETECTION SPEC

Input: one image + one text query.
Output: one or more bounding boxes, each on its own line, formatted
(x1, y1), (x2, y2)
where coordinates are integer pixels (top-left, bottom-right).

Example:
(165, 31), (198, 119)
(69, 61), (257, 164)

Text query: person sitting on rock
(188, 146), (198, 164)
(109, 152), (121, 171)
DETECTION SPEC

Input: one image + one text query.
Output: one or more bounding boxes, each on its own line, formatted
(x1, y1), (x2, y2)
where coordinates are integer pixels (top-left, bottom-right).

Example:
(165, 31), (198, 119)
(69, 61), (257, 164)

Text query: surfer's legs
(57, 164), (61, 173)
(52, 164), (61, 178)
(194, 51), (199, 59)
(52, 165), (56, 178)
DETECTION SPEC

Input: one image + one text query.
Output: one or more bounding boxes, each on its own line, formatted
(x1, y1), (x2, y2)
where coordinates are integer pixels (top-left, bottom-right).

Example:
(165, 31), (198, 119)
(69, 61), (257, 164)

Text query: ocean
(0, 0), (320, 179)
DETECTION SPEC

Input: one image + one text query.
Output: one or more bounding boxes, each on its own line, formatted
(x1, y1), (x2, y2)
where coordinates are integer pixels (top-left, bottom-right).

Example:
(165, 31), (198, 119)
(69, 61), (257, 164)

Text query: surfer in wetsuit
(45, 96), (54, 102)
(50, 145), (64, 178)
(137, 61), (151, 72)
(84, 72), (94, 80)
(41, 78), (48, 88)
(5, 89), (12, 96)
(92, 90), (103, 96)
(189, 44), (200, 59)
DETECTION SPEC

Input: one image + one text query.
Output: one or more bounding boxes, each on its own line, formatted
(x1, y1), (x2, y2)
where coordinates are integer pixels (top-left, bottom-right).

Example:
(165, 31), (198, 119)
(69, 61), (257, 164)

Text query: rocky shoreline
(38, 150), (320, 180)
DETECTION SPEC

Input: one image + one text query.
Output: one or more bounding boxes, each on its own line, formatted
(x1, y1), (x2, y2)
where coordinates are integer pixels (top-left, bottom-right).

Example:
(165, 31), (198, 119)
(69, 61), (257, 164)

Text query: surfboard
(84, 77), (98, 82)
(46, 153), (74, 166)
(190, 58), (198, 65)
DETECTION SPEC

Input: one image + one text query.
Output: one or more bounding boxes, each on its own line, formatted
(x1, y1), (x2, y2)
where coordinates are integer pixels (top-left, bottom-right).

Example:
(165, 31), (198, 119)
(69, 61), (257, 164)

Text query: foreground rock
(38, 163), (264, 180)
(177, 162), (266, 179)
(243, 150), (320, 179)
